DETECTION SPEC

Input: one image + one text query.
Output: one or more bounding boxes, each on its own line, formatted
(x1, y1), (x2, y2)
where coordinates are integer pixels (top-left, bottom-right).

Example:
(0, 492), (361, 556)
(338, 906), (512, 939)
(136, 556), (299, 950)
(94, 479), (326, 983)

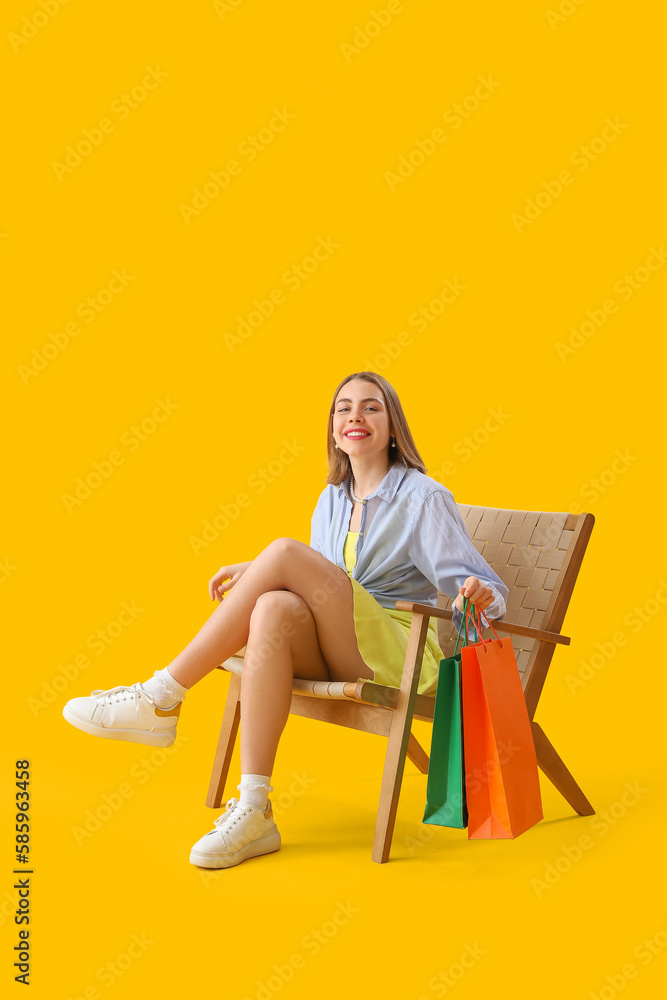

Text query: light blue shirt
(309, 461), (508, 639)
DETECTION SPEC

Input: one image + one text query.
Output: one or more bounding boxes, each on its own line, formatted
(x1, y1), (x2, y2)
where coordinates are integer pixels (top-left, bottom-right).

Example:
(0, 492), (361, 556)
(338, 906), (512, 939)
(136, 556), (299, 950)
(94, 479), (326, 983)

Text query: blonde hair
(325, 371), (427, 486)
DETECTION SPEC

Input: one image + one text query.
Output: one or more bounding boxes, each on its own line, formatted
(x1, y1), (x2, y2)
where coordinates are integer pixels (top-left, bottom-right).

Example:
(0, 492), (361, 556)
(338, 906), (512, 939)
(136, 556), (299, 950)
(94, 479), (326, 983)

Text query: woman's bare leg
(166, 538), (374, 777)
(166, 537), (373, 689)
(239, 590), (334, 774)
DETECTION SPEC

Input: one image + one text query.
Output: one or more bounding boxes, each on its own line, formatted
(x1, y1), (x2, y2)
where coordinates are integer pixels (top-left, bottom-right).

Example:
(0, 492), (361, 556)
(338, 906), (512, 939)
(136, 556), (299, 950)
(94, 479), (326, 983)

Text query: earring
(334, 443), (338, 449)
(391, 437), (396, 447)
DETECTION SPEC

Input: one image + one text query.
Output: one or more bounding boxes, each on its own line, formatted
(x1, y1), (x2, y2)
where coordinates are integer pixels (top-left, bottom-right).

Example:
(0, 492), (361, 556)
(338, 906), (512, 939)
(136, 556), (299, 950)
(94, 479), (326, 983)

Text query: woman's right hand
(208, 562), (253, 602)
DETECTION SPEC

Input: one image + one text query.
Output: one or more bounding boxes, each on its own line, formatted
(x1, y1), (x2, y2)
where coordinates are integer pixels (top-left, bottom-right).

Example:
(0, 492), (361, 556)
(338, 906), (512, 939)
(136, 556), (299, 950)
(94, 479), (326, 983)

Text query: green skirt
(346, 570), (444, 697)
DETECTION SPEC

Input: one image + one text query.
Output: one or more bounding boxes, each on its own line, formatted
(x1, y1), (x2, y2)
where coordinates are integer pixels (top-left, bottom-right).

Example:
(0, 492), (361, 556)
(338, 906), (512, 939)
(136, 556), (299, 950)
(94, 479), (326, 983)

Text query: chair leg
(372, 615), (429, 864)
(206, 672), (241, 808)
(531, 720), (595, 816)
(407, 733), (429, 774)
(372, 706), (419, 863)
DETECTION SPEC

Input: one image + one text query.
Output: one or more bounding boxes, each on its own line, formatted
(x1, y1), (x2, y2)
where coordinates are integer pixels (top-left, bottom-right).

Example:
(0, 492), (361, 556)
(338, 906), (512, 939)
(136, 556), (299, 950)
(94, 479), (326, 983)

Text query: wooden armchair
(206, 504), (596, 863)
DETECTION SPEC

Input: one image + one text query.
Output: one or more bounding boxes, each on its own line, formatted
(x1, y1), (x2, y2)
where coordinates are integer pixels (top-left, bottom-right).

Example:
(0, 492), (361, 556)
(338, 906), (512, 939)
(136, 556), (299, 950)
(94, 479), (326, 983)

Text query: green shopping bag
(422, 596), (472, 828)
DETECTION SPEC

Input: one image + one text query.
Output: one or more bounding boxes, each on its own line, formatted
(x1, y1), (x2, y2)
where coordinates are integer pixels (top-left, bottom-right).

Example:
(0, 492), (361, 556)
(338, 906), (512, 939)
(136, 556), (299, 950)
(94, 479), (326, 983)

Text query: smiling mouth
(345, 431), (370, 438)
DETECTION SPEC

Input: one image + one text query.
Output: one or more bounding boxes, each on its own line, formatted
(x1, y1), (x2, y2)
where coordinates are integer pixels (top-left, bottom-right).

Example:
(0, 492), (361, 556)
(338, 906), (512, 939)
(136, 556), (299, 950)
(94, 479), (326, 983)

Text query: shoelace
(213, 797), (253, 832)
(90, 683), (154, 719)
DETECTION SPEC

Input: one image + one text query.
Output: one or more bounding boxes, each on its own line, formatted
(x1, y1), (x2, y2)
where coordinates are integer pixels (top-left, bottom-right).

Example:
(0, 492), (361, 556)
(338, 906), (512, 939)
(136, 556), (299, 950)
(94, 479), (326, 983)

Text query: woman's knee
(245, 591), (330, 681)
(257, 536), (312, 567)
(248, 591), (309, 645)
(251, 589), (308, 618)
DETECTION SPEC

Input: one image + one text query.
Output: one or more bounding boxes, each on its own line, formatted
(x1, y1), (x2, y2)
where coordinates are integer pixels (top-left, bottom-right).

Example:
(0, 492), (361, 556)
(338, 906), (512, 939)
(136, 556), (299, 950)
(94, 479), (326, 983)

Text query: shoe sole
(62, 703), (177, 748)
(189, 830), (282, 869)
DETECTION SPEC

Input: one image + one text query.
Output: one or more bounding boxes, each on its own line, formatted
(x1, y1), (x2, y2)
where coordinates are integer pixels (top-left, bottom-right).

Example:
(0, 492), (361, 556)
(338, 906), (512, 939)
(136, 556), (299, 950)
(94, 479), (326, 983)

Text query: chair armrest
(393, 601), (570, 646)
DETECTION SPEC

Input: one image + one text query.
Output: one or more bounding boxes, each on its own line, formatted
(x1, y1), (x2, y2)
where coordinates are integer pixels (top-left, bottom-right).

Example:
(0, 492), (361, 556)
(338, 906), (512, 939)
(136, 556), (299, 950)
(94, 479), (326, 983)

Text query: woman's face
(332, 380), (392, 460)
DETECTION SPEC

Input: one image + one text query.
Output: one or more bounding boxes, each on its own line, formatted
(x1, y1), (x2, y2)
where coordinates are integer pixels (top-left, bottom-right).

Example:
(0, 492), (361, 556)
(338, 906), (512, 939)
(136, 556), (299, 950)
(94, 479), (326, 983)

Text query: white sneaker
(190, 797), (281, 869)
(62, 683), (180, 747)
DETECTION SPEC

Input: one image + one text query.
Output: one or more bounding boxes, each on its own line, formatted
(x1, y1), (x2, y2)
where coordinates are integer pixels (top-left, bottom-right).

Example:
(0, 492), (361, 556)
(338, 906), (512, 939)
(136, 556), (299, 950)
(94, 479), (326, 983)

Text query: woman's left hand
(454, 577), (494, 614)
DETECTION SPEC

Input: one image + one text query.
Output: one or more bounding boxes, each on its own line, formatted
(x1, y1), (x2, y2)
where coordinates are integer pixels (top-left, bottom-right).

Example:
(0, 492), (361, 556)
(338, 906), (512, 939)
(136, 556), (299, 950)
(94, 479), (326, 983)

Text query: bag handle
(464, 600), (505, 651)
(452, 594), (485, 653)
(452, 597), (477, 656)
(452, 594), (470, 654)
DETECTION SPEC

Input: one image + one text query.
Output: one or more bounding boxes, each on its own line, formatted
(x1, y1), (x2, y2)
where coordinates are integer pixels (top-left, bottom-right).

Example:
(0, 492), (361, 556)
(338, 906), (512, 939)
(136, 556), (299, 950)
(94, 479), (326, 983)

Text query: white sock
(142, 667), (189, 708)
(237, 773), (273, 811)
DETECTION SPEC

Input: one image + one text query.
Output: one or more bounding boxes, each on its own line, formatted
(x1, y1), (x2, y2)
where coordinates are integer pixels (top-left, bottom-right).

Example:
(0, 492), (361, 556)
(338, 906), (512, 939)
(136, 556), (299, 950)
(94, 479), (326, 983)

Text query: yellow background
(2, 1), (666, 997)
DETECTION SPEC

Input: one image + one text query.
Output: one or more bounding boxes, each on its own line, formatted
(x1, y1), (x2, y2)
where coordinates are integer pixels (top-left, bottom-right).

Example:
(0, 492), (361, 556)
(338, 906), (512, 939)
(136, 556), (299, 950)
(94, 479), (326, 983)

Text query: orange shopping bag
(461, 602), (543, 839)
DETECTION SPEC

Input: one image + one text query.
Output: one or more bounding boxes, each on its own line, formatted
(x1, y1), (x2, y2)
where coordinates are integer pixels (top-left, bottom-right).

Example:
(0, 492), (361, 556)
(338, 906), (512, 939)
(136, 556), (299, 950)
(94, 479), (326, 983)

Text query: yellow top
(343, 530), (359, 572)
(342, 530), (444, 696)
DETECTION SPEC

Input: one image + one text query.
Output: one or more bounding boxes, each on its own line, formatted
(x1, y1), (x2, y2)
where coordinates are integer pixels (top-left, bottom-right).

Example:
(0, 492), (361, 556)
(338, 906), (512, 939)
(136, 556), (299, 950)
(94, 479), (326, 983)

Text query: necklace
(349, 472), (378, 503)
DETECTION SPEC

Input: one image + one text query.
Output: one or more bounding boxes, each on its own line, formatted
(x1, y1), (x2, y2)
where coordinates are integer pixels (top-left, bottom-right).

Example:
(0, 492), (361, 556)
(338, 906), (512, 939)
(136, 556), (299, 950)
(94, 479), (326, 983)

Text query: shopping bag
(422, 598), (472, 829)
(461, 602), (543, 839)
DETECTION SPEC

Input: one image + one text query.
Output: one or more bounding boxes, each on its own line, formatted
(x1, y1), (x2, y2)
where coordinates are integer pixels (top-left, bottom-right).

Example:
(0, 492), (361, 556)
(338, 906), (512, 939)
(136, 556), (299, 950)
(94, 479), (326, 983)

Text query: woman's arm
(408, 491), (509, 633)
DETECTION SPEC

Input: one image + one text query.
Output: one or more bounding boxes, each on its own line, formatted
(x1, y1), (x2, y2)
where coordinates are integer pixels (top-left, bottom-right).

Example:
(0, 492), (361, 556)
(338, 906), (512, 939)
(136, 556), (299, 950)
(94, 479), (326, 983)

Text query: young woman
(63, 371), (508, 869)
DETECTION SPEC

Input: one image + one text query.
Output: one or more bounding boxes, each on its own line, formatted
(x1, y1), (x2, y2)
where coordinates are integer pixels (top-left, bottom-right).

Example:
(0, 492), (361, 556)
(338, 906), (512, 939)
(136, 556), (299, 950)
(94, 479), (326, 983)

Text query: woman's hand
(454, 576), (495, 615)
(208, 562), (253, 602)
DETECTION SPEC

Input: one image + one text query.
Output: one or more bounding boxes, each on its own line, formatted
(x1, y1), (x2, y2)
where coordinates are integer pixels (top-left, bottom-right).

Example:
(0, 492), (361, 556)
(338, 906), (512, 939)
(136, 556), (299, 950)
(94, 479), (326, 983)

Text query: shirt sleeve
(409, 490), (509, 640)
(309, 491), (325, 555)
